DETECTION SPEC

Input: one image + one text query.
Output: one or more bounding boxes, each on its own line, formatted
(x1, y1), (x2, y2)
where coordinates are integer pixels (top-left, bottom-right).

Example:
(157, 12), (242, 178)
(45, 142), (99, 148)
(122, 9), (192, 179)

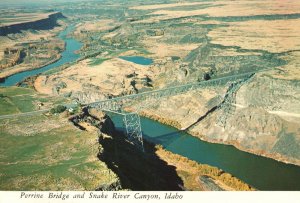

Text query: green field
(0, 87), (70, 115)
(0, 87), (118, 190)
(88, 57), (110, 66)
(0, 114), (118, 190)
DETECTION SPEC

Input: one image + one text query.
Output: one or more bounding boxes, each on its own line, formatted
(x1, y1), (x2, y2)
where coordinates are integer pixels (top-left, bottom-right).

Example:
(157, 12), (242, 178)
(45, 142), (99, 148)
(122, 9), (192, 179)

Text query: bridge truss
(87, 71), (256, 151)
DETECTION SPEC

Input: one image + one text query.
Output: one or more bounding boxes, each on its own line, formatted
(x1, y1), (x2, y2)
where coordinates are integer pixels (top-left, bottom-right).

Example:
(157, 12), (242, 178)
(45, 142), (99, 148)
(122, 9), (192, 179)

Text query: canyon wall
(0, 12), (65, 36)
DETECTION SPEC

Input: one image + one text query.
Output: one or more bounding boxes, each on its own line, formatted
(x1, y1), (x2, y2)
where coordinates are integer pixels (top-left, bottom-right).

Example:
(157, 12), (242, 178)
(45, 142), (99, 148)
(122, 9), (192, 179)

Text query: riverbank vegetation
(1, 0), (300, 191)
(94, 109), (253, 191)
(155, 145), (253, 191)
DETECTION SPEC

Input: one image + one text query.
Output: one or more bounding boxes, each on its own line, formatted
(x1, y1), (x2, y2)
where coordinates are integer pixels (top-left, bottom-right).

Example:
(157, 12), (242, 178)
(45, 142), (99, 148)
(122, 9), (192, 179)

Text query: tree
(203, 73), (211, 80)
(50, 105), (66, 114)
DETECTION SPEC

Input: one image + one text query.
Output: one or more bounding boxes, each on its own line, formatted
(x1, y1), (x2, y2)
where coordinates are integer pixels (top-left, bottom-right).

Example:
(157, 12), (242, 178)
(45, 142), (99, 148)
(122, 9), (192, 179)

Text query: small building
(68, 108), (74, 113)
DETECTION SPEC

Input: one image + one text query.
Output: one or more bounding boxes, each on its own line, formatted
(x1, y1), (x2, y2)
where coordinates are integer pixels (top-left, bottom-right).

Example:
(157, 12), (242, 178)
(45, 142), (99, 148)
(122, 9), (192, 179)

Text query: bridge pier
(123, 113), (144, 152)
(95, 108), (145, 152)
(86, 70), (257, 151)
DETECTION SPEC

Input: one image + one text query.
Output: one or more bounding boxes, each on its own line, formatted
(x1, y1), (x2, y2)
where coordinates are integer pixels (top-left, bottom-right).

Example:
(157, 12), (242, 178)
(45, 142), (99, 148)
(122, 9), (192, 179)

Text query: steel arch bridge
(86, 70), (260, 151)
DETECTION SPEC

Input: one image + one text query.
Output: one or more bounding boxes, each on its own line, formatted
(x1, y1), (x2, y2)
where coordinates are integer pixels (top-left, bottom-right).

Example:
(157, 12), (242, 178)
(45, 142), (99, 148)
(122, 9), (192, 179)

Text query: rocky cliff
(86, 109), (252, 191)
(0, 12), (65, 36)
(195, 73), (300, 165)
(141, 71), (300, 166)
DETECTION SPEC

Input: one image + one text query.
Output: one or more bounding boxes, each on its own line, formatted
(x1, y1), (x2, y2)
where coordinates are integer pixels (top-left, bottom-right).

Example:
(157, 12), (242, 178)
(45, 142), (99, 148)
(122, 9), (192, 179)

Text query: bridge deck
(87, 70), (258, 111)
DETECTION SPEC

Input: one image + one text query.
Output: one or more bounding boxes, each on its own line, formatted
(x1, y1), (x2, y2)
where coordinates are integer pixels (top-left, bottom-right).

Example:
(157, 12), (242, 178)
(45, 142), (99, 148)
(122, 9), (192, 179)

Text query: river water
(119, 56), (153, 65)
(0, 25), (82, 86)
(2, 25), (300, 191)
(110, 114), (300, 191)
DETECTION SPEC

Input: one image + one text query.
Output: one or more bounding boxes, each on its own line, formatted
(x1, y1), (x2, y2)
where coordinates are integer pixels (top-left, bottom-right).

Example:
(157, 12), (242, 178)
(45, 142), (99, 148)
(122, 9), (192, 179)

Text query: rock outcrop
(142, 72), (300, 166)
(0, 12), (65, 36)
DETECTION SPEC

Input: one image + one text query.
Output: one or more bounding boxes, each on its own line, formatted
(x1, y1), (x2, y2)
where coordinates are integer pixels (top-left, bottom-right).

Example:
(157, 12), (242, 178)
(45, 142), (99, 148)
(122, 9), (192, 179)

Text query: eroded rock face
(195, 107), (300, 165)
(217, 74), (300, 164)
(69, 108), (116, 135)
(140, 88), (224, 129)
(236, 74), (300, 123)
(0, 12), (65, 36)
(151, 72), (300, 165)
(35, 58), (156, 104)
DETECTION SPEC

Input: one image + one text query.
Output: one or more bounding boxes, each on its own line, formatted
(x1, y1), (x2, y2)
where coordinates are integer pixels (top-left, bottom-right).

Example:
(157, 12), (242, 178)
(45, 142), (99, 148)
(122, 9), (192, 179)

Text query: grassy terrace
(0, 87), (69, 115)
(1, 0), (299, 191)
(0, 115), (117, 190)
(0, 87), (118, 190)
(0, 87), (36, 114)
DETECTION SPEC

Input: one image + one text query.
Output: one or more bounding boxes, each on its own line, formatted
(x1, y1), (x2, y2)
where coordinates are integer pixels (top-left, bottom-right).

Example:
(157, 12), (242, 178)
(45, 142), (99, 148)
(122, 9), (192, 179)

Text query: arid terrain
(33, 0), (300, 166)
(0, 11), (66, 79)
(0, 0), (300, 191)
(0, 86), (252, 190)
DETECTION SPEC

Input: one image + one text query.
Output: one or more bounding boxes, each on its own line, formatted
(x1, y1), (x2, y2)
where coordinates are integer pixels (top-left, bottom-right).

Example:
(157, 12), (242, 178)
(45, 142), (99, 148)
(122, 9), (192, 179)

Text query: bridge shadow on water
(97, 129), (184, 191)
(142, 130), (186, 148)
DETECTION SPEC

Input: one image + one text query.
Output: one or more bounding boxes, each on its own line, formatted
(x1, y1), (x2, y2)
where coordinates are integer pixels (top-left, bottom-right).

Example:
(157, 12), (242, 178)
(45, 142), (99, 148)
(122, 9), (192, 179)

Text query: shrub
(50, 105), (66, 114)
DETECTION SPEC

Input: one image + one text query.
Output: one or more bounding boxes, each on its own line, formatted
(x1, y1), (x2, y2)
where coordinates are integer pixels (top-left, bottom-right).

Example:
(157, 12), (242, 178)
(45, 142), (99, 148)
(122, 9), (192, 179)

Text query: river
(109, 114), (300, 191)
(0, 25), (82, 86)
(1, 25), (300, 191)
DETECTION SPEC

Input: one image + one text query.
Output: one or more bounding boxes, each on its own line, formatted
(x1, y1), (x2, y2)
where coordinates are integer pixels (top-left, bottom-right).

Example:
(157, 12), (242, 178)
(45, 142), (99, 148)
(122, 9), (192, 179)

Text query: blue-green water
(110, 114), (300, 191)
(2, 23), (300, 191)
(119, 56), (153, 65)
(0, 25), (82, 86)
